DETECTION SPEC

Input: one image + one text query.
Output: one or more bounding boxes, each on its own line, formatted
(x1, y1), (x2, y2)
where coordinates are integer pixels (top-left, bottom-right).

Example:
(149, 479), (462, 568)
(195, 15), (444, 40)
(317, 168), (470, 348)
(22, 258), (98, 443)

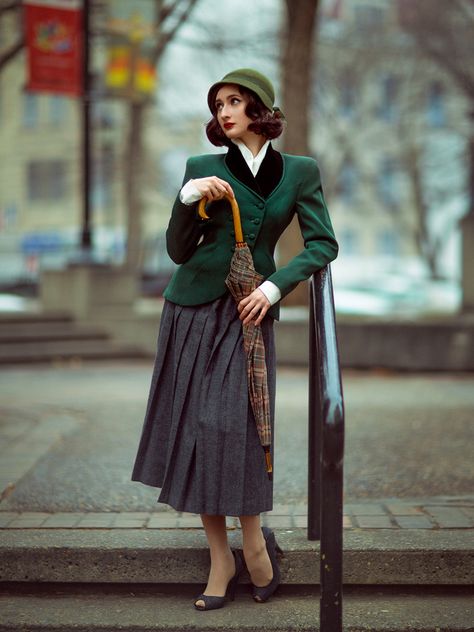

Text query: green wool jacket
(163, 152), (338, 320)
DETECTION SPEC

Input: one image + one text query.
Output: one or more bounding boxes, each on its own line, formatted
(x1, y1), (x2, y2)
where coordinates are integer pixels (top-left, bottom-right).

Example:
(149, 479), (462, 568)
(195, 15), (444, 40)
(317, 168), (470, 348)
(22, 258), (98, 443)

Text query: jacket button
(258, 202), (264, 209)
(253, 218), (260, 225)
(249, 233), (255, 239)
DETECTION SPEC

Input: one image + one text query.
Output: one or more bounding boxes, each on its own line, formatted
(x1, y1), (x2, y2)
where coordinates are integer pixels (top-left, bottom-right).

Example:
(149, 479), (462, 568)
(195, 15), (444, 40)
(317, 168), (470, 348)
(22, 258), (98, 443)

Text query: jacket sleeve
(166, 157), (209, 264)
(266, 158), (339, 299)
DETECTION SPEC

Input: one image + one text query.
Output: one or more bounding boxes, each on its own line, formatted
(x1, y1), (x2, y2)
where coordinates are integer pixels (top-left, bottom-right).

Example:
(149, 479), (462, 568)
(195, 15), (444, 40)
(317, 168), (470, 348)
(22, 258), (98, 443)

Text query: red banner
(24, 0), (83, 96)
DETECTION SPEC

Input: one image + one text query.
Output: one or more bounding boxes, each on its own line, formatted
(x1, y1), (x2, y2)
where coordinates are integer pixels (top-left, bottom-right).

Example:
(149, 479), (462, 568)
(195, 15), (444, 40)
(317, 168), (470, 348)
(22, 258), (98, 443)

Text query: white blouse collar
(231, 139), (270, 176)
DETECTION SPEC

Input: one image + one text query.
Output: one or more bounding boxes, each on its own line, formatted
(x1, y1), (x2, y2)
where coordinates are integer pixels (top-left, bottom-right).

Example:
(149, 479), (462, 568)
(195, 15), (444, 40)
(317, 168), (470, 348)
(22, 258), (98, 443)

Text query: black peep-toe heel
(194, 549), (245, 611)
(251, 526), (284, 603)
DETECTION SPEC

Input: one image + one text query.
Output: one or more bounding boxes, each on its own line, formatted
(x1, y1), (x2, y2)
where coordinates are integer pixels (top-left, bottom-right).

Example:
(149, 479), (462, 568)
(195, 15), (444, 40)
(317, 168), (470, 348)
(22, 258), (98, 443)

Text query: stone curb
(1, 498), (473, 530)
(1, 529), (473, 585)
(1, 589), (474, 632)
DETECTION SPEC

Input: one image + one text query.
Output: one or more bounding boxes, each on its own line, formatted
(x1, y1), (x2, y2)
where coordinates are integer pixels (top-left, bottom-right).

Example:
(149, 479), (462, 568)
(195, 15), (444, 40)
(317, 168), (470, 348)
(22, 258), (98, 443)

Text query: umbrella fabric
(198, 194), (273, 479)
(225, 242), (273, 479)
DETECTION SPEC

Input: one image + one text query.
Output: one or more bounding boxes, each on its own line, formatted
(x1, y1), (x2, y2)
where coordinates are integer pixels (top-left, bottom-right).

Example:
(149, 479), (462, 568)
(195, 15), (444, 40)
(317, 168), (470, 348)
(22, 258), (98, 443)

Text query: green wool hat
(207, 68), (278, 114)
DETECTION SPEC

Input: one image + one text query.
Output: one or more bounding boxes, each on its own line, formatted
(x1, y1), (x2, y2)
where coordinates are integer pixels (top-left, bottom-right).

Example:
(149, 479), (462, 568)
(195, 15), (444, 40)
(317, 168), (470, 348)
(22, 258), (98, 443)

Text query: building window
(338, 157), (357, 204)
(23, 93), (39, 127)
(27, 160), (67, 201)
(376, 156), (398, 210)
(378, 73), (398, 122)
(426, 81), (446, 127)
(49, 96), (66, 125)
(377, 229), (399, 256)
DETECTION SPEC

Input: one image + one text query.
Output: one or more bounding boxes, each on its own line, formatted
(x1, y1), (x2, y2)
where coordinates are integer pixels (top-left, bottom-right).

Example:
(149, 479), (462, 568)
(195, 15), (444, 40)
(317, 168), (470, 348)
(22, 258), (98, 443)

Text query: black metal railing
(308, 265), (345, 631)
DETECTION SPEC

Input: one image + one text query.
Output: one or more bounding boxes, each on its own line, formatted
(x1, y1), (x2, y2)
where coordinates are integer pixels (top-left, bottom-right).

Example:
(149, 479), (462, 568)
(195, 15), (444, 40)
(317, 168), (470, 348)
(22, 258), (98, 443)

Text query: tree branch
(0, 0), (21, 15)
(414, 29), (474, 95)
(152, 0), (198, 63)
(0, 36), (23, 71)
(158, 0), (182, 23)
(401, 0), (474, 96)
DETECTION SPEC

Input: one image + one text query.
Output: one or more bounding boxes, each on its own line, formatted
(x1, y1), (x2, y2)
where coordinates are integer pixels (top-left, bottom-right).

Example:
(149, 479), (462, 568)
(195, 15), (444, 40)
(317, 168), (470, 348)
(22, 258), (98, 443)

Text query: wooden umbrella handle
(197, 194), (244, 244)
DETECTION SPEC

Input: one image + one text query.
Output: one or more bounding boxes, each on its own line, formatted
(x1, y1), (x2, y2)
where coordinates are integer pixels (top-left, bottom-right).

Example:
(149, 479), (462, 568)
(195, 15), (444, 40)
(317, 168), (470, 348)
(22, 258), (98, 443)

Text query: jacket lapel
(225, 143), (283, 199)
(256, 144), (283, 198)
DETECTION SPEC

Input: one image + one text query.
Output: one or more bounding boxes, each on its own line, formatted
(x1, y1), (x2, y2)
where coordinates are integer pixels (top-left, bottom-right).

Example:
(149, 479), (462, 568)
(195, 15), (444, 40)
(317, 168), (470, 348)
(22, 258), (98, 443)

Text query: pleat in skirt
(131, 291), (276, 517)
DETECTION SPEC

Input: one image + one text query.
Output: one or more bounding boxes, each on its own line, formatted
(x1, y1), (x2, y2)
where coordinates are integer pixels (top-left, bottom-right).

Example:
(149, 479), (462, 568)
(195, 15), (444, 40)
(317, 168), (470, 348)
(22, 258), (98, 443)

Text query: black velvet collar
(224, 142), (283, 199)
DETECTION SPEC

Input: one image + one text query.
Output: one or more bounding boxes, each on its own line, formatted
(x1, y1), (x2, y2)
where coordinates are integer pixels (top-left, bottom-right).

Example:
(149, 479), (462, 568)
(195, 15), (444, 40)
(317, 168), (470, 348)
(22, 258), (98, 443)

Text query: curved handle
(197, 194), (244, 244)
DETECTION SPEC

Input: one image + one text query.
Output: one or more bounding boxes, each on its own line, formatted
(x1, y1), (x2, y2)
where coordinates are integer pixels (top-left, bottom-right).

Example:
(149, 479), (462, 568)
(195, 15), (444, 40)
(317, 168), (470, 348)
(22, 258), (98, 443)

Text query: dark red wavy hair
(206, 85), (284, 147)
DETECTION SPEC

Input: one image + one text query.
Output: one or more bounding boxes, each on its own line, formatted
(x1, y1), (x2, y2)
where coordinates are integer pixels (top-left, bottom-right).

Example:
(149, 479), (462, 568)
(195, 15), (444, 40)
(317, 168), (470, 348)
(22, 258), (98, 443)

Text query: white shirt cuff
(258, 280), (281, 306)
(179, 180), (202, 205)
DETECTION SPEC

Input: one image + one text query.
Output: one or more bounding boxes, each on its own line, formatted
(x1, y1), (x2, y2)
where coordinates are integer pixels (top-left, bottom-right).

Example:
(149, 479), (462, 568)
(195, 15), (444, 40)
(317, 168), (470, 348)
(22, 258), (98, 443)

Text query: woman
(131, 68), (338, 610)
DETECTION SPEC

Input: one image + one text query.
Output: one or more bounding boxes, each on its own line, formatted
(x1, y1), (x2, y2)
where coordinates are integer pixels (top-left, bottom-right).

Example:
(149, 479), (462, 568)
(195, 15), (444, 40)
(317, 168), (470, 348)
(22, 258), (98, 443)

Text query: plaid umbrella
(198, 194), (273, 480)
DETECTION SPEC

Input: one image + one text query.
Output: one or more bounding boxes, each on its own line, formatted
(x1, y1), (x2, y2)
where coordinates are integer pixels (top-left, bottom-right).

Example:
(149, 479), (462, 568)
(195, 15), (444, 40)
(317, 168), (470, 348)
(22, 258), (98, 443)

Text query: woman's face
(215, 84), (254, 143)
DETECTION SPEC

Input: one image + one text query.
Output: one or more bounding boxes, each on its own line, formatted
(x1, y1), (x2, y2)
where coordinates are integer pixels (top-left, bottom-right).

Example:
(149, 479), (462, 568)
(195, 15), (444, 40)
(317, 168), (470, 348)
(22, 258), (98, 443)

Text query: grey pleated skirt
(131, 291), (276, 517)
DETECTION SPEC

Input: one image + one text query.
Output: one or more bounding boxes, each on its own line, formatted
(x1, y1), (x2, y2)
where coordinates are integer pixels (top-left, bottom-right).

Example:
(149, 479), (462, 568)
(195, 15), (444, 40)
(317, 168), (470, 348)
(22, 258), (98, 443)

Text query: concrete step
(1, 529), (472, 586)
(0, 311), (73, 324)
(0, 310), (150, 363)
(0, 322), (110, 343)
(275, 314), (474, 370)
(0, 339), (148, 363)
(0, 585), (472, 631)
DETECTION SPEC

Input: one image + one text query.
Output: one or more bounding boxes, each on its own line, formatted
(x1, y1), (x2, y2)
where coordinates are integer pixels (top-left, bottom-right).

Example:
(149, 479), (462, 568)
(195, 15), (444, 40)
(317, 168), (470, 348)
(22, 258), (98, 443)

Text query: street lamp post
(80, 0), (92, 256)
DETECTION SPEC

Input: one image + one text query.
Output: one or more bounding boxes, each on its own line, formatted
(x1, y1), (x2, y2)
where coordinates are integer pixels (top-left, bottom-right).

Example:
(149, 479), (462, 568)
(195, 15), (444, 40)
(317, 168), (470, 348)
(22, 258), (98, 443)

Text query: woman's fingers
(193, 176), (234, 200)
(238, 289), (270, 325)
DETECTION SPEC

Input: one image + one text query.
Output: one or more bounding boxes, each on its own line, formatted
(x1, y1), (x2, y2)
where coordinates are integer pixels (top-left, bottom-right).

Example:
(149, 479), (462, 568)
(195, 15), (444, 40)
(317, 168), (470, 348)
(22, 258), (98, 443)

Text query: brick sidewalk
(1, 498), (472, 530)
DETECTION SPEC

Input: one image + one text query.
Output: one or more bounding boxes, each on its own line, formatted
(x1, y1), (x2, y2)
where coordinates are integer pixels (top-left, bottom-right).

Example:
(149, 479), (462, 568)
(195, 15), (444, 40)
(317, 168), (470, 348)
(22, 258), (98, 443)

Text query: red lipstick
(224, 123), (235, 130)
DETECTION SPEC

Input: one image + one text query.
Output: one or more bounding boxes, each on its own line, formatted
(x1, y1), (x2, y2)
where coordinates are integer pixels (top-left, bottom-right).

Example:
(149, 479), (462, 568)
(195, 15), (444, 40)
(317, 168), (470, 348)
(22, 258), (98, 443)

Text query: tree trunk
(407, 147), (440, 279)
(280, 0), (320, 306)
(120, 0), (199, 276)
(124, 101), (145, 271)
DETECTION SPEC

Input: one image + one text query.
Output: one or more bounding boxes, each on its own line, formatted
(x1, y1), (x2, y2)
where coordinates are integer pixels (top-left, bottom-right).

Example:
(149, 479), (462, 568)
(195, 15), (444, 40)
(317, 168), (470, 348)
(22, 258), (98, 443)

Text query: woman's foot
(194, 549), (236, 609)
(243, 534), (274, 587)
(249, 527), (283, 603)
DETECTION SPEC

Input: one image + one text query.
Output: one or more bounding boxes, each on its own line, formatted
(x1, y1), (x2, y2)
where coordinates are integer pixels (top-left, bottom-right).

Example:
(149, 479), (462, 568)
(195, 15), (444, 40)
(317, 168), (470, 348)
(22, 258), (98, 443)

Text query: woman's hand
(238, 288), (271, 326)
(192, 176), (234, 201)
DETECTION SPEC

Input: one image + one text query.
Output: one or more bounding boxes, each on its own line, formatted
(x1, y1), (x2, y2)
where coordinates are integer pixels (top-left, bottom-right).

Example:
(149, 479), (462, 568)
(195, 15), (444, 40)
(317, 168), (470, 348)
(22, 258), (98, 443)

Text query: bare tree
(397, 0), (474, 299)
(399, 0), (474, 217)
(312, 7), (467, 281)
(123, 0), (199, 271)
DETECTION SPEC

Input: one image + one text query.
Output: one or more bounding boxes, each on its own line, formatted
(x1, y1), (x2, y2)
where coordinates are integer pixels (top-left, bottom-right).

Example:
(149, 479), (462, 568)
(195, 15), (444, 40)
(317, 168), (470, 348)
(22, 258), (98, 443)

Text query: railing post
(307, 266), (345, 632)
(320, 459), (344, 630)
(308, 278), (322, 540)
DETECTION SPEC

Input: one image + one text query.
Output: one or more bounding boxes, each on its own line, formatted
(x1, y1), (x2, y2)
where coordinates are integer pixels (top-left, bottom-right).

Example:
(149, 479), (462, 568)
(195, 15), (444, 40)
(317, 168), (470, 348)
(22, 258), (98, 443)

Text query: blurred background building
(0, 0), (471, 317)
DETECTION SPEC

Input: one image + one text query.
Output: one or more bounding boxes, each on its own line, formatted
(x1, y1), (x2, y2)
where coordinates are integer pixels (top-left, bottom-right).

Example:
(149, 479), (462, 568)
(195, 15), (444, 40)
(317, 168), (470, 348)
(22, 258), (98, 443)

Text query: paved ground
(0, 361), (473, 519)
(1, 496), (473, 529)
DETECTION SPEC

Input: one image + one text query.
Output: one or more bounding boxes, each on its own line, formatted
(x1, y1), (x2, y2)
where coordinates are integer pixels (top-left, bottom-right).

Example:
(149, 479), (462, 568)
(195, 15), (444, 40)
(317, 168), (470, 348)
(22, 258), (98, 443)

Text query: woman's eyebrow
(215, 93), (240, 105)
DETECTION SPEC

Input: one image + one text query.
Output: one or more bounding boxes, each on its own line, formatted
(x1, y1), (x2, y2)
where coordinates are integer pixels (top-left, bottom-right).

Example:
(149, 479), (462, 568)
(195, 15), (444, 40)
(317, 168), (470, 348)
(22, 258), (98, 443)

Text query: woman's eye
(231, 98), (241, 105)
